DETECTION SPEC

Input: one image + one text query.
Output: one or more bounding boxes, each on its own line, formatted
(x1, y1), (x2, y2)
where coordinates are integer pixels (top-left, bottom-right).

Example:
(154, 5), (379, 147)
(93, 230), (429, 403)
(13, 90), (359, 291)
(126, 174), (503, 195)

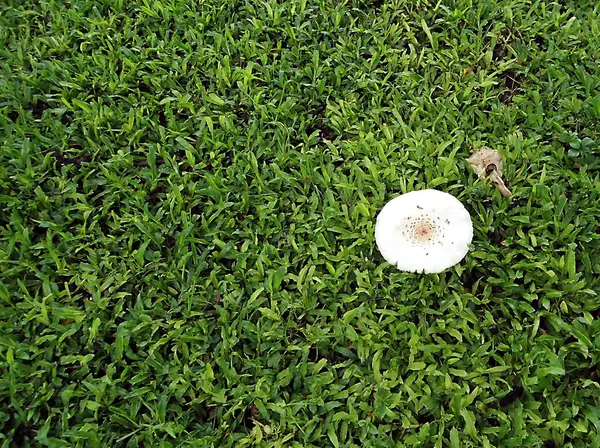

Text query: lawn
(1, 0), (600, 446)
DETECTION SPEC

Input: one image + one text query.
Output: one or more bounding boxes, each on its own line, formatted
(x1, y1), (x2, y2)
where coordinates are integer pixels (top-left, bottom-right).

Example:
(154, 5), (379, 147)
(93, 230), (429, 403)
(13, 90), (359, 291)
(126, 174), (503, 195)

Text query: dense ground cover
(1, 0), (600, 446)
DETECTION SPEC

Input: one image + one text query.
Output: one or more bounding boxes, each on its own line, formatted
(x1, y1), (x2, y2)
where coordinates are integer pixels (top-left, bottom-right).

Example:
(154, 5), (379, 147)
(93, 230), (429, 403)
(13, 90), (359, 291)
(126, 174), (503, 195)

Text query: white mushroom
(375, 189), (473, 273)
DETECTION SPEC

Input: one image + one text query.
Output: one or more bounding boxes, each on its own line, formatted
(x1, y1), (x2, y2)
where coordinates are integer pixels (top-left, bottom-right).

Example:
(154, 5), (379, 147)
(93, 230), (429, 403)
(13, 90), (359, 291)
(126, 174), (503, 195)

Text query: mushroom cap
(375, 189), (473, 273)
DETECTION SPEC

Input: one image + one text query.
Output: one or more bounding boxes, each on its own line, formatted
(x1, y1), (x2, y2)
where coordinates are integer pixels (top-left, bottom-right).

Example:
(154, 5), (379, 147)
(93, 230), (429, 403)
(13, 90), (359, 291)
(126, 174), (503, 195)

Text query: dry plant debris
(467, 147), (513, 197)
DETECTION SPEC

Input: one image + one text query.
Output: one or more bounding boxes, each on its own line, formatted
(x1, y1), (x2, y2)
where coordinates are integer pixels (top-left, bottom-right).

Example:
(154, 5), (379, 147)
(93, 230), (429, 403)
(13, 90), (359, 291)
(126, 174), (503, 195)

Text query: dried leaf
(467, 147), (512, 197)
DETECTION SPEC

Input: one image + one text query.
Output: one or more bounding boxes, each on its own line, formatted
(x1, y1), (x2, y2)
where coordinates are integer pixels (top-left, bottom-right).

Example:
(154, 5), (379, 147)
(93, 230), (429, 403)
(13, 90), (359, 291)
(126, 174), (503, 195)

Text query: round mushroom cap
(375, 189), (473, 273)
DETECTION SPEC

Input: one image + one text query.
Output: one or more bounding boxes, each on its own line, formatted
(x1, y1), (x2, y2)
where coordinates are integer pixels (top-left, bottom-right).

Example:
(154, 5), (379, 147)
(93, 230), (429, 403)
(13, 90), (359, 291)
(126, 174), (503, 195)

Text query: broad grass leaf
(537, 367), (566, 377)
(327, 425), (340, 448)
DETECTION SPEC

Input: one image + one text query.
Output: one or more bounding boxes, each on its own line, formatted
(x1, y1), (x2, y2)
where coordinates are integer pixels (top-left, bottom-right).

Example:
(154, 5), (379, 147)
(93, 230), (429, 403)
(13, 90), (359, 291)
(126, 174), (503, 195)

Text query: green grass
(1, 0), (600, 446)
